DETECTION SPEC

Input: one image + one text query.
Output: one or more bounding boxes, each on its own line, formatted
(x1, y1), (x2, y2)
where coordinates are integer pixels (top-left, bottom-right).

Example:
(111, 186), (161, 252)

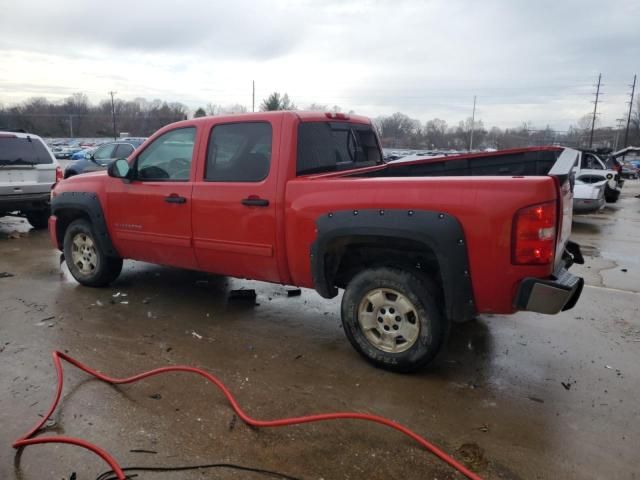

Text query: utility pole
(589, 74), (602, 148)
(252, 80), (255, 113)
(469, 95), (476, 151)
(68, 115), (73, 138)
(109, 91), (117, 140)
(614, 118), (625, 151)
(623, 74), (636, 151)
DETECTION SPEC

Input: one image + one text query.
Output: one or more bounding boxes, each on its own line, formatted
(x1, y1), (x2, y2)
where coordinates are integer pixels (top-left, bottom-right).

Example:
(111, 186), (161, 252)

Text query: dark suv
(64, 139), (145, 178)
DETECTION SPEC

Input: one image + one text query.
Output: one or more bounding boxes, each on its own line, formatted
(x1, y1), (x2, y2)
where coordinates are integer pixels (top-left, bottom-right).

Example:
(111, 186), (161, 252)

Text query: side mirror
(84, 152), (93, 160)
(108, 158), (132, 180)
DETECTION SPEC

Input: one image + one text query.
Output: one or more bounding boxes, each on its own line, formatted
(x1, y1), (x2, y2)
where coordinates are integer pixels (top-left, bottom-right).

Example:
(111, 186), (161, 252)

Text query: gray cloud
(1, 0), (638, 129)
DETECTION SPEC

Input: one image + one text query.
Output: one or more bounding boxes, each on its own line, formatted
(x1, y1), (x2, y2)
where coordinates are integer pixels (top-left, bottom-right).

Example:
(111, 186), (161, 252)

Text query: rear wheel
(341, 267), (447, 372)
(26, 210), (50, 229)
(63, 219), (122, 287)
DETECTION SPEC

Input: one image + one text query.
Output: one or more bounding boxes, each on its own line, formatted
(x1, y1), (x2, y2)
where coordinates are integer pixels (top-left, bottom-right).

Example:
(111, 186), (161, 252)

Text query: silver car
(0, 130), (61, 229)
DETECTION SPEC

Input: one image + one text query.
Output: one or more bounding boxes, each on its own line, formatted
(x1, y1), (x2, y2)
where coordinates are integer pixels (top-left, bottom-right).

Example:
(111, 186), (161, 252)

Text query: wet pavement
(1, 182), (639, 480)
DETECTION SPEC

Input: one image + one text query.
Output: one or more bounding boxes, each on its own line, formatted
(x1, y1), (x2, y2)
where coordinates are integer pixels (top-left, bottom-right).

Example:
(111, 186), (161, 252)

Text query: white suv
(0, 131), (62, 229)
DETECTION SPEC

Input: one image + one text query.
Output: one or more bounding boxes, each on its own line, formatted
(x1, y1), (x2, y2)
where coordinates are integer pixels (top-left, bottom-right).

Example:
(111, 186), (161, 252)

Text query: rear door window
(0, 137), (52, 165)
(205, 122), (272, 182)
(297, 122), (382, 175)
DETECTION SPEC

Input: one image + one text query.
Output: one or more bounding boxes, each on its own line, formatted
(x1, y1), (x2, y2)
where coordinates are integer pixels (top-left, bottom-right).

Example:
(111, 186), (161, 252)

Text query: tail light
(55, 166), (63, 183)
(512, 201), (557, 265)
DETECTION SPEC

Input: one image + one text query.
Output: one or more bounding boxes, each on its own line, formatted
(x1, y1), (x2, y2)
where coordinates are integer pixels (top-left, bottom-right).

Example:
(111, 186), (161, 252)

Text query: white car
(573, 178), (606, 213)
(0, 130), (62, 228)
(574, 151), (621, 203)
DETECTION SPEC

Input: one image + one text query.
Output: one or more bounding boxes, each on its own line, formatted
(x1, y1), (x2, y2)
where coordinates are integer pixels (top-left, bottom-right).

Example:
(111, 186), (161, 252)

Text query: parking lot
(0, 181), (638, 480)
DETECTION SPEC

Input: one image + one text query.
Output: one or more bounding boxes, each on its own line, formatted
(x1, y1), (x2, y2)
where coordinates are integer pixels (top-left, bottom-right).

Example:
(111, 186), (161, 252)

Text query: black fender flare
(51, 191), (119, 257)
(311, 209), (475, 323)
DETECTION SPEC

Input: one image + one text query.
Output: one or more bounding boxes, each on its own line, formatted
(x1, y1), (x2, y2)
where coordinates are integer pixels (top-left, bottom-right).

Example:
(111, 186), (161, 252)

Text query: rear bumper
(573, 196), (605, 213)
(0, 192), (50, 212)
(514, 243), (584, 314)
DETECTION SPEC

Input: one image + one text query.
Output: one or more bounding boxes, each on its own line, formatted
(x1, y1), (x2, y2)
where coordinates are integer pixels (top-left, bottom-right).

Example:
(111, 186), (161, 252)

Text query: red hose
(13, 351), (484, 480)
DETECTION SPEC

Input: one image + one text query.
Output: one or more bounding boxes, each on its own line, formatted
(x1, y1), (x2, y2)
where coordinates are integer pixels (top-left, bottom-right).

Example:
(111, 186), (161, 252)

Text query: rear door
(191, 119), (281, 282)
(106, 127), (199, 268)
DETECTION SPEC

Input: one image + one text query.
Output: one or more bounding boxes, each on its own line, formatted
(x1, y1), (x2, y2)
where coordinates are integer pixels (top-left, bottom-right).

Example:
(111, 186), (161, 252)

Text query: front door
(106, 126), (198, 269)
(191, 120), (280, 282)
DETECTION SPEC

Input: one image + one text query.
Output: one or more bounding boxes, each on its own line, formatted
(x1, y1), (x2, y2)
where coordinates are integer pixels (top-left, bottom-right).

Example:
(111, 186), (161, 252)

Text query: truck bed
(353, 147), (564, 178)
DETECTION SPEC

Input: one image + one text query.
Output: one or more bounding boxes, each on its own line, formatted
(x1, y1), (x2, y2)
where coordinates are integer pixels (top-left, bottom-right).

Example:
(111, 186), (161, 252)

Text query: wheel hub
(357, 288), (421, 353)
(71, 233), (98, 275)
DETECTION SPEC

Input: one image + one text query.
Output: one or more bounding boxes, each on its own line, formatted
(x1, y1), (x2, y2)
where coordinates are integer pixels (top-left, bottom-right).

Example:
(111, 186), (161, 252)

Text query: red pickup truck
(49, 111), (584, 372)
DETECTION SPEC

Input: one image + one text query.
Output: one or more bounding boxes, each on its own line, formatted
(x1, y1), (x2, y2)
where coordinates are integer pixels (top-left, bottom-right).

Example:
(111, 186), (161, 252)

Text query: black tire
(63, 219), (122, 287)
(26, 210), (50, 229)
(341, 267), (447, 373)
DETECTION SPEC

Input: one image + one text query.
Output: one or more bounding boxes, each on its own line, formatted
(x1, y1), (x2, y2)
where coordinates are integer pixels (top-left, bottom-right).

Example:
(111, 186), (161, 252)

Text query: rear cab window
(0, 136), (53, 165)
(297, 122), (382, 175)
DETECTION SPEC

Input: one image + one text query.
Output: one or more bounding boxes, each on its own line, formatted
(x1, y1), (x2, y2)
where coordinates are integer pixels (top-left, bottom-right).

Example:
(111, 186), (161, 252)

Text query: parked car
(70, 146), (97, 161)
(1, 130), (62, 228)
(573, 178), (606, 213)
(620, 162), (639, 180)
(48, 112), (584, 372)
(575, 151), (622, 202)
(64, 139), (145, 178)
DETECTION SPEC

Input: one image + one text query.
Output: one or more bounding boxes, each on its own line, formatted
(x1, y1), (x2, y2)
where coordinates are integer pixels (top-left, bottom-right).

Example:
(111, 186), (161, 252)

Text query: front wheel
(341, 267), (447, 373)
(63, 219), (123, 287)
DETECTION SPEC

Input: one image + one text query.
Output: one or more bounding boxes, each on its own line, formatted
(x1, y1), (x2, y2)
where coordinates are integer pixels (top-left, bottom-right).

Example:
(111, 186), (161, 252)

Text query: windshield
(0, 136), (53, 165)
(296, 122), (382, 175)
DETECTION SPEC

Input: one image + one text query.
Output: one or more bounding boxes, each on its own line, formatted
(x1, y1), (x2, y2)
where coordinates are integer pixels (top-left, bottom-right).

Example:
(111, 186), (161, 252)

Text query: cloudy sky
(0, 0), (638, 129)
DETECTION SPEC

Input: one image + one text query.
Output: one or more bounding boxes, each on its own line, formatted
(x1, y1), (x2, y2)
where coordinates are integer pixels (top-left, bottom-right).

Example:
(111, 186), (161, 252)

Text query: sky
(0, 0), (639, 130)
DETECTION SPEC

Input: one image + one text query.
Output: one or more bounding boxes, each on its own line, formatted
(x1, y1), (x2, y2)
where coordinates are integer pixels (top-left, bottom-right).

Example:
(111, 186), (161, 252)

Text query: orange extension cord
(13, 351), (484, 480)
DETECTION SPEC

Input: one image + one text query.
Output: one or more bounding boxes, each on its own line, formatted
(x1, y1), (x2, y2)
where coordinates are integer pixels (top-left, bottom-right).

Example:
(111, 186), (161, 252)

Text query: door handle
(241, 197), (269, 207)
(165, 194), (187, 204)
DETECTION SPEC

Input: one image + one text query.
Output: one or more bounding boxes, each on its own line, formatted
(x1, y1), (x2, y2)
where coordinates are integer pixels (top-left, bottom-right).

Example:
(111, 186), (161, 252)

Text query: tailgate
(0, 165), (55, 196)
(548, 148), (580, 268)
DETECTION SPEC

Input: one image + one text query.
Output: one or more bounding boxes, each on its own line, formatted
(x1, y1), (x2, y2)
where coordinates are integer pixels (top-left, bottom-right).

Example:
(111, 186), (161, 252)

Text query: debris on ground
(130, 449), (157, 454)
(149, 393), (162, 400)
(229, 414), (237, 431)
(527, 396), (545, 404)
(456, 442), (488, 470)
(191, 331), (203, 340)
(287, 288), (302, 297)
(229, 289), (257, 300)
(0, 272), (15, 278)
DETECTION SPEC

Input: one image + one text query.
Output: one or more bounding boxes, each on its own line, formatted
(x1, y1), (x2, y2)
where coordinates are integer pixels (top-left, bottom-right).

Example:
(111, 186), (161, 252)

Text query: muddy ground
(1, 182), (639, 480)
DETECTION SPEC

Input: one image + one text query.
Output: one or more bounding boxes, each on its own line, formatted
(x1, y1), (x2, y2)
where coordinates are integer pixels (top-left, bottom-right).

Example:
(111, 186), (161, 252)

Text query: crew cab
(48, 111), (584, 372)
